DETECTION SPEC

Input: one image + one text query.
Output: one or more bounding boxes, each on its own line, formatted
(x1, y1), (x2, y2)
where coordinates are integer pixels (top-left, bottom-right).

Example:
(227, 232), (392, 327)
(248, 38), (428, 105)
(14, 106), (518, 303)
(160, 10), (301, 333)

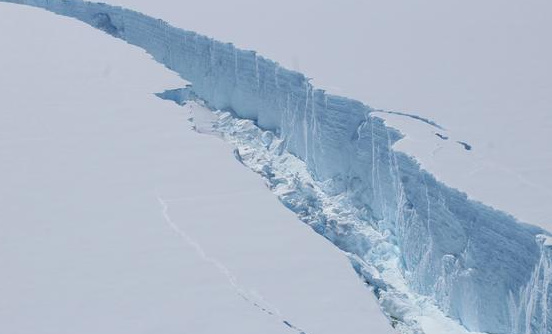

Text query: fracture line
(155, 192), (307, 334)
(372, 109), (446, 130)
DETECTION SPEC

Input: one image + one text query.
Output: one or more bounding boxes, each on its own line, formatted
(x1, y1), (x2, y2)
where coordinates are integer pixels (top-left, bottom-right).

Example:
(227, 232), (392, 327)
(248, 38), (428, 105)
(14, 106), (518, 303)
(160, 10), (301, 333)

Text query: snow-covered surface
(97, 0), (552, 230)
(0, 5), (396, 334)
(1, 1), (550, 334)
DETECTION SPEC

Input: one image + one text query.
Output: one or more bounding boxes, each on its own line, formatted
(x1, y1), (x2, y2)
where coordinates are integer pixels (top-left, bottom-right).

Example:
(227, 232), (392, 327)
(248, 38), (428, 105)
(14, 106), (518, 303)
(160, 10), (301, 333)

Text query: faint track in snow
(155, 193), (307, 334)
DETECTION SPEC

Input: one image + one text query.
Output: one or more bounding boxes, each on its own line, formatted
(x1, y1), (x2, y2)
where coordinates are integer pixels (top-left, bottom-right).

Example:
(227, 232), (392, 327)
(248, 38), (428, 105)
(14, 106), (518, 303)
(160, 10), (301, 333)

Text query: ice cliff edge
(1, 0), (550, 333)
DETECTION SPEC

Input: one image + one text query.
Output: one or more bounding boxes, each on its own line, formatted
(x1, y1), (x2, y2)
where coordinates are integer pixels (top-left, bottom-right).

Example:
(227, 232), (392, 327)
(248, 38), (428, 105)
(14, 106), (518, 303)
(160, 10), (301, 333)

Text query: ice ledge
(2, 1), (550, 333)
(538, 235), (552, 248)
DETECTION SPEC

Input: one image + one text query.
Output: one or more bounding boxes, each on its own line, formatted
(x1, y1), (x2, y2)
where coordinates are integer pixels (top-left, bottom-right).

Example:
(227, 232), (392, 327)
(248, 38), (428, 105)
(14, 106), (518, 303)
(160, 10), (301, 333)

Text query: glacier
(1, 0), (551, 333)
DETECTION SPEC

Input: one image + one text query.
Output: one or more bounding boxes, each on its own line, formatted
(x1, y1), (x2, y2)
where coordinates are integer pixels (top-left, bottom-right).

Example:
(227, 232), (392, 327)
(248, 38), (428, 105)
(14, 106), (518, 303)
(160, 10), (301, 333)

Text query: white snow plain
(0, 5), (397, 334)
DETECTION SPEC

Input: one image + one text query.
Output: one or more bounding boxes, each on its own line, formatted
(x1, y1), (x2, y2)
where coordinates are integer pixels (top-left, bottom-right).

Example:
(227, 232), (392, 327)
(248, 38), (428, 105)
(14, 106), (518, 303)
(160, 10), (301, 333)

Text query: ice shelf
(1, 1), (550, 333)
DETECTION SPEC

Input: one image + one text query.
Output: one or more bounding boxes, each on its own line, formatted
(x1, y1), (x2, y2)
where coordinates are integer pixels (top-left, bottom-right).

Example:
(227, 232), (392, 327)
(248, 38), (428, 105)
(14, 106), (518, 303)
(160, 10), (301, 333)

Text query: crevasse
(2, 0), (550, 333)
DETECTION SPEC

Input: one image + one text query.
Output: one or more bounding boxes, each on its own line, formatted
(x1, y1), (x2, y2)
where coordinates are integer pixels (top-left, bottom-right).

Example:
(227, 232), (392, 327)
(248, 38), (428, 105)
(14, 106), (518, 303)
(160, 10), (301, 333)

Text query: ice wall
(2, 0), (550, 332)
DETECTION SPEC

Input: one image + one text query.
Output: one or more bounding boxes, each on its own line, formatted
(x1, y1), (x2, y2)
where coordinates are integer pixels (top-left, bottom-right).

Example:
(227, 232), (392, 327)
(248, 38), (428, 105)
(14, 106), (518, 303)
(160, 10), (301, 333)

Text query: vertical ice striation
(510, 236), (552, 334)
(2, 0), (550, 332)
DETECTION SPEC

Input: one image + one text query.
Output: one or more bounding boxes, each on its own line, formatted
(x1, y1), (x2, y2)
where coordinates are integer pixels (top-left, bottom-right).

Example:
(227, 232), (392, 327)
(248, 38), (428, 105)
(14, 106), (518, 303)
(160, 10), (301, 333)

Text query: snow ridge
(2, 1), (550, 333)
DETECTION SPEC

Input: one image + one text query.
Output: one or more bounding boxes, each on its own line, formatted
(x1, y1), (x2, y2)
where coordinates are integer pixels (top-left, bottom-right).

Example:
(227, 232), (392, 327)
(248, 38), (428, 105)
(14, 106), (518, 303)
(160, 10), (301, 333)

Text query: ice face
(2, 0), (550, 333)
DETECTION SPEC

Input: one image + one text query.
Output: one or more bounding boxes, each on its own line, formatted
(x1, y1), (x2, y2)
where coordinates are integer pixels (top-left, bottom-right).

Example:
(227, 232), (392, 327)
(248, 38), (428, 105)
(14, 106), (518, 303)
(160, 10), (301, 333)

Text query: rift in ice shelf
(1, 1), (551, 333)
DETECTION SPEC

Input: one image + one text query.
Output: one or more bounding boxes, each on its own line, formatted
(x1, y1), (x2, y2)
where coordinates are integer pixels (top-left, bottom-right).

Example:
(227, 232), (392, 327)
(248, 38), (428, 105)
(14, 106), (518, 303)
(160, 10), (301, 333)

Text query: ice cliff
(2, 0), (551, 333)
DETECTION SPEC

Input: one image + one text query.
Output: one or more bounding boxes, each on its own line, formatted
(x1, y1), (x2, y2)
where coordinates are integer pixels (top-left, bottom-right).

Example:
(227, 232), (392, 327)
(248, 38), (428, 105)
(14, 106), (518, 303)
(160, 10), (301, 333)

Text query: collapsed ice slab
(2, 0), (550, 332)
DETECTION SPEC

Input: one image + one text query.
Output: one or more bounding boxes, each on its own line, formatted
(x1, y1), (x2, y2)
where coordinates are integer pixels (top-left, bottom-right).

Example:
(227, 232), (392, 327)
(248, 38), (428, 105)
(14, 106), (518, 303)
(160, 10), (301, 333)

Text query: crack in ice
(2, 0), (550, 332)
(155, 193), (307, 334)
(371, 109), (446, 131)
